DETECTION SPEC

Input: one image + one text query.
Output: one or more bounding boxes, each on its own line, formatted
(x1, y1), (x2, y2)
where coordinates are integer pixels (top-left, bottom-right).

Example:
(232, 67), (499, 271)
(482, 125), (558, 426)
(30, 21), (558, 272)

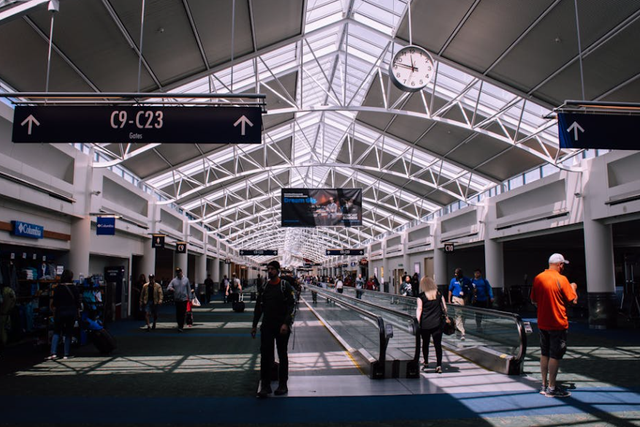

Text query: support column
(175, 252), (188, 276)
(484, 237), (504, 308)
(142, 239), (156, 277)
(583, 217), (616, 329)
(196, 251), (206, 285)
(69, 216), (91, 280)
(433, 223), (447, 288)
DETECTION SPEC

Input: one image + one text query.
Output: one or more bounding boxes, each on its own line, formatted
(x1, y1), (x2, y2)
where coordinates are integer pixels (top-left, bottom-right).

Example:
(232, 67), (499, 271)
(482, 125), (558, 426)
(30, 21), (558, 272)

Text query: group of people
(415, 253), (577, 398)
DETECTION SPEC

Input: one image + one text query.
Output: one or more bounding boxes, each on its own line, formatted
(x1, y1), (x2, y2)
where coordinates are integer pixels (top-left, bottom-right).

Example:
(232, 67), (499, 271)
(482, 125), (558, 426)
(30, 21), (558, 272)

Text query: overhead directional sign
(557, 112), (639, 150)
(240, 249), (278, 256)
(12, 105), (262, 144)
(326, 249), (365, 256)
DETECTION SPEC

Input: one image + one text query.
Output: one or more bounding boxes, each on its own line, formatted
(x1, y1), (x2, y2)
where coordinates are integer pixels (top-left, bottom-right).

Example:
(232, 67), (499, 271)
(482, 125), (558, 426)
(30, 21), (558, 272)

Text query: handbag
(439, 292), (455, 335)
(191, 296), (201, 307)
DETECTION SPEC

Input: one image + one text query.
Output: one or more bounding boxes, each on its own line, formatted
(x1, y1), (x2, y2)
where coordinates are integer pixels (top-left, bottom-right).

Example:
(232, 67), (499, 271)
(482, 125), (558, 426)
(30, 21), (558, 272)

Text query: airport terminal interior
(0, 0), (640, 426)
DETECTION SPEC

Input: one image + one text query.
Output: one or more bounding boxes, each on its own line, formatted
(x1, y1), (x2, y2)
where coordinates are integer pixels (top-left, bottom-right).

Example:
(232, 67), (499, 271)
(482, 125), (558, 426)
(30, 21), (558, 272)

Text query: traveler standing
(416, 277), (447, 373)
(355, 274), (364, 299)
(530, 253), (578, 398)
(335, 276), (344, 294)
(48, 269), (81, 360)
(140, 274), (163, 331)
(204, 274), (214, 304)
(471, 268), (493, 332)
(167, 268), (193, 332)
(448, 268), (472, 341)
(251, 261), (296, 398)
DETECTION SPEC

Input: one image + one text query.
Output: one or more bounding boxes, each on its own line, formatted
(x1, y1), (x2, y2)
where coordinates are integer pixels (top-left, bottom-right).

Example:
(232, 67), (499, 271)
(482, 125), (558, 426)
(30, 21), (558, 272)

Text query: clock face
(389, 46), (435, 92)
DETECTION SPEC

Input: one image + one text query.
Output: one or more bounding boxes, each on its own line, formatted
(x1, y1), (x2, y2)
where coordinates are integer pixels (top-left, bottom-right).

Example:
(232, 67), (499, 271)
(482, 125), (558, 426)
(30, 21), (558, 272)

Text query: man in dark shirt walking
(251, 260), (296, 398)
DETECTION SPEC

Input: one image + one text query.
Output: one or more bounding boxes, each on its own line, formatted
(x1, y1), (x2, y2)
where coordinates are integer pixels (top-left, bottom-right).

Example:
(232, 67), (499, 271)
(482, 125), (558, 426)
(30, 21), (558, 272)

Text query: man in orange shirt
(530, 253), (578, 398)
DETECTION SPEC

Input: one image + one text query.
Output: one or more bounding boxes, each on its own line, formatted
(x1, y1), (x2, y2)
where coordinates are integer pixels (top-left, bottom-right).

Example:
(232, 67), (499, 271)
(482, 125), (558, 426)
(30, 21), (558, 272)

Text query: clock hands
(395, 62), (418, 72)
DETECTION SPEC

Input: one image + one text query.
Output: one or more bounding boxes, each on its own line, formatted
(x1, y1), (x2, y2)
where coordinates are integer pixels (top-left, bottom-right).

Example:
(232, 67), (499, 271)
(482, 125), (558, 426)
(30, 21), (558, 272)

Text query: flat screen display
(281, 188), (362, 227)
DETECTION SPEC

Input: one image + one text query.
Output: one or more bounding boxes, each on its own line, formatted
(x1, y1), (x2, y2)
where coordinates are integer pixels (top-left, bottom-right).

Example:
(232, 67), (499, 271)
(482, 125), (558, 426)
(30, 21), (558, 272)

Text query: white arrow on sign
(567, 121), (585, 140)
(233, 115), (253, 136)
(21, 114), (40, 135)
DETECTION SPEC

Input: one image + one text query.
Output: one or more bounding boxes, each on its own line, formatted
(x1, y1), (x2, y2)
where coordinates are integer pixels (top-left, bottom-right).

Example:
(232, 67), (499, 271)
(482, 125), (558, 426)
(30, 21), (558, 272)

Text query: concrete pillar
(175, 251), (188, 275)
(142, 238), (156, 277)
(583, 217), (616, 328)
(212, 257), (220, 283)
(69, 216), (91, 280)
(484, 237), (504, 308)
(196, 251), (206, 286)
(433, 223), (447, 287)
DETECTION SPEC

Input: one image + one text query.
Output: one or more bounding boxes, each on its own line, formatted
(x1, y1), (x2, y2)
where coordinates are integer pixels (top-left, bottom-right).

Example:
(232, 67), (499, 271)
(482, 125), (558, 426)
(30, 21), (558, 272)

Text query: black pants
(473, 300), (491, 328)
(420, 326), (443, 366)
(260, 323), (290, 384)
(175, 301), (188, 329)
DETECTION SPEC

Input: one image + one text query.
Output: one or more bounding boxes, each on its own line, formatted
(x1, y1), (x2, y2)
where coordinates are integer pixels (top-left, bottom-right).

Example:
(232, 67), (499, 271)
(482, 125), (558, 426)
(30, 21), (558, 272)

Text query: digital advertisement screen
(281, 188), (362, 227)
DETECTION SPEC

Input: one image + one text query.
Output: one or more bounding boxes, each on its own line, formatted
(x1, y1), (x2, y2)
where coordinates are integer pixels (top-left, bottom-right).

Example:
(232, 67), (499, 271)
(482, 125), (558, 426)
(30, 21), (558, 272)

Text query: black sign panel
(444, 243), (455, 253)
(152, 234), (165, 249)
(12, 105), (262, 144)
(558, 112), (639, 150)
(326, 249), (365, 256)
(240, 249), (278, 256)
(176, 242), (187, 254)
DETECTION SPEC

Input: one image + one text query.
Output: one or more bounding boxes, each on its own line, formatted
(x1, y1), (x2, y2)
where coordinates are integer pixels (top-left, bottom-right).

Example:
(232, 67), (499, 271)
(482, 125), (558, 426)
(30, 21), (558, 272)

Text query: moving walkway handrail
(309, 285), (391, 378)
(310, 284), (421, 376)
(319, 283), (527, 373)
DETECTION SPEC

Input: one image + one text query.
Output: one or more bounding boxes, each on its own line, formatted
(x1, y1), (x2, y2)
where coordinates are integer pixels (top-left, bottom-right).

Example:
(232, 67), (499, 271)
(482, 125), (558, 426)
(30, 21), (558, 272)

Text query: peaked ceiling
(1, 0), (639, 266)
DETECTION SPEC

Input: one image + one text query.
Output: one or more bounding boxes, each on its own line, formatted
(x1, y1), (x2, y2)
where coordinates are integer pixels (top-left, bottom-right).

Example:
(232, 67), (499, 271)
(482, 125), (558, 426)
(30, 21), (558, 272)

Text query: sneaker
(257, 385), (272, 398)
(46, 354), (58, 360)
(63, 355), (74, 360)
(421, 364), (429, 372)
(460, 335), (466, 341)
(545, 386), (571, 398)
(539, 384), (547, 395)
(274, 383), (288, 396)
(435, 366), (442, 374)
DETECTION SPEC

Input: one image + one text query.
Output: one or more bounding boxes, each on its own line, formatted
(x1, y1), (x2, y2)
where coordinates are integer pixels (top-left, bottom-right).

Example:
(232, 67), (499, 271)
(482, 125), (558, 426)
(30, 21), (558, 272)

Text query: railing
(306, 284), (420, 379)
(323, 284), (528, 375)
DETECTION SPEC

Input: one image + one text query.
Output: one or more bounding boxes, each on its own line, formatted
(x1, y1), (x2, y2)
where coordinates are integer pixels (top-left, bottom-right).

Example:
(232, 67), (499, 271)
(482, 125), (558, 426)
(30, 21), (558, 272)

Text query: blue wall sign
(12, 220), (44, 239)
(96, 216), (116, 235)
(558, 112), (640, 150)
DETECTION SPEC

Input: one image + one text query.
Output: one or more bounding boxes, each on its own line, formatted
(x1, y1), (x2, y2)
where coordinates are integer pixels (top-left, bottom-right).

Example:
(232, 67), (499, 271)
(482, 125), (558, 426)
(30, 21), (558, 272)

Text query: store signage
(152, 234), (165, 249)
(239, 249), (278, 256)
(224, 258), (231, 265)
(326, 249), (365, 256)
(96, 216), (116, 235)
(12, 220), (44, 239)
(176, 242), (187, 254)
(557, 112), (640, 150)
(444, 243), (455, 253)
(12, 105), (263, 144)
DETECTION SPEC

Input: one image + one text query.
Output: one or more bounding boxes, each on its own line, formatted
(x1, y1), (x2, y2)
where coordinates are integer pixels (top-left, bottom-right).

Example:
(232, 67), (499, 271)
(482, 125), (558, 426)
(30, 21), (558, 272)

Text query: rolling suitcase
(232, 301), (245, 312)
(91, 328), (117, 354)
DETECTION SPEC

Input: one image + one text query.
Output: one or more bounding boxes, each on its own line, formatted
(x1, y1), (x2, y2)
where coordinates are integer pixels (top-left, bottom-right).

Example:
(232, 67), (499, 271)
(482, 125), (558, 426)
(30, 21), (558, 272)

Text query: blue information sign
(96, 216), (116, 235)
(558, 112), (640, 150)
(12, 220), (44, 239)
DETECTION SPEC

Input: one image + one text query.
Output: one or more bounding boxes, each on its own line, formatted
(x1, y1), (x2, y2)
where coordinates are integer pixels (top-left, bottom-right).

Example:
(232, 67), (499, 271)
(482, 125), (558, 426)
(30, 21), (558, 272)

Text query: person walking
(471, 268), (493, 332)
(167, 267), (193, 332)
(416, 277), (447, 373)
(140, 274), (163, 331)
(355, 274), (364, 299)
(530, 253), (578, 398)
(47, 269), (81, 360)
(251, 261), (296, 398)
(335, 276), (344, 294)
(448, 268), (472, 341)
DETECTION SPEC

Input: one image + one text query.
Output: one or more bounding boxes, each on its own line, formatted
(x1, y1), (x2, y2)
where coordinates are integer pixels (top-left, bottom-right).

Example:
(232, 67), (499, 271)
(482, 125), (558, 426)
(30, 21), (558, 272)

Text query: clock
(389, 45), (435, 92)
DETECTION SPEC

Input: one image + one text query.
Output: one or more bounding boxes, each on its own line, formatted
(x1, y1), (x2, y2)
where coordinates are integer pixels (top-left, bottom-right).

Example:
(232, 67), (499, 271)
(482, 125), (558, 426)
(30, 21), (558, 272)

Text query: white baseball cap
(548, 253), (569, 265)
